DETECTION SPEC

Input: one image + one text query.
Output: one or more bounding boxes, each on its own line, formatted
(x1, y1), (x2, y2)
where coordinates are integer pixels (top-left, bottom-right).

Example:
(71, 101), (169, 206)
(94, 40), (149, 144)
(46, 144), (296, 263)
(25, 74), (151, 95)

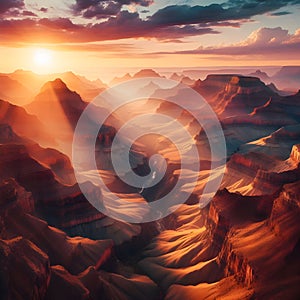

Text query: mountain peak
(40, 78), (68, 93)
(12, 69), (36, 76)
(133, 69), (161, 78)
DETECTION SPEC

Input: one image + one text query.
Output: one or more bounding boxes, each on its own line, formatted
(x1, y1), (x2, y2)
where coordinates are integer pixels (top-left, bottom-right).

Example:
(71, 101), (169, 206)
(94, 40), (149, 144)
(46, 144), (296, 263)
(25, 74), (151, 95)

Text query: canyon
(0, 69), (299, 299)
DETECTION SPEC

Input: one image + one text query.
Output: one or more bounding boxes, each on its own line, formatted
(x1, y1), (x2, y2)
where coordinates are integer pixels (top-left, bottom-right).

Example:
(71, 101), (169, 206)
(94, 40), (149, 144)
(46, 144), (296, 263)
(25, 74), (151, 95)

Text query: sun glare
(34, 48), (52, 67)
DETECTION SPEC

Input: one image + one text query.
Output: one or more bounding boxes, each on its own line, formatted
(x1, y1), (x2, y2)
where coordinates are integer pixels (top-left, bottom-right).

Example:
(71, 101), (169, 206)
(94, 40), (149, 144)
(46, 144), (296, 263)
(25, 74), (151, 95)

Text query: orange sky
(1, 0), (300, 79)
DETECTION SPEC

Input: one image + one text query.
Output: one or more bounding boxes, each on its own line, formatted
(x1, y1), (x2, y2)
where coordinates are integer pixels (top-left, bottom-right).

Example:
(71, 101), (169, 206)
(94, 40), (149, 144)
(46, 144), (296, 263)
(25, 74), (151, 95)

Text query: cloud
(150, 0), (300, 26)
(0, 0), (24, 14)
(22, 10), (37, 17)
(0, 12), (218, 44)
(158, 27), (300, 60)
(1, 0), (300, 44)
(149, 1), (300, 26)
(73, 0), (153, 18)
(270, 11), (291, 16)
(47, 42), (137, 52)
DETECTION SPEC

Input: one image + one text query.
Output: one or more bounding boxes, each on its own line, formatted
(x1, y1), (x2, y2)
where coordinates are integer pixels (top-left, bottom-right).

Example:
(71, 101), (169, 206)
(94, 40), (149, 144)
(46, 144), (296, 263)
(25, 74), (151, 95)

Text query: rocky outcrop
(192, 75), (277, 118)
(218, 237), (255, 287)
(249, 70), (271, 84)
(25, 143), (76, 186)
(26, 78), (86, 131)
(0, 237), (50, 300)
(192, 74), (234, 101)
(223, 143), (300, 195)
(51, 71), (106, 102)
(0, 178), (159, 300)
(0, 179), (113, 274)
(291, 144), (300, 162)
(225, 153), (261, 180)
(269, 181), (300, 237)
(45, 265), (90, 300)
(215, 76), (275, 117)
(0, 178), (34, 213)
(252, 166), (300, 194)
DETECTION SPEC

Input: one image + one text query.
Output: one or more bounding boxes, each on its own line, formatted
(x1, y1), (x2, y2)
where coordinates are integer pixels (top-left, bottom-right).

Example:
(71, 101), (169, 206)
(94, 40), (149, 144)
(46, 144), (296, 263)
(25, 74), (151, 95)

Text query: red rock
(0, 237), (50, 300)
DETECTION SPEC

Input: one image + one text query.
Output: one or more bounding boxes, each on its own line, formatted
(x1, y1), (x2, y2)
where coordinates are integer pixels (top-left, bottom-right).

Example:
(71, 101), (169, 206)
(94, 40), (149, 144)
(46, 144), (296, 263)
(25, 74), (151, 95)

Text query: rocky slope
(0, 178), (159, 300)
(25, 78), (117, 155)
(139, 181), (299, 299)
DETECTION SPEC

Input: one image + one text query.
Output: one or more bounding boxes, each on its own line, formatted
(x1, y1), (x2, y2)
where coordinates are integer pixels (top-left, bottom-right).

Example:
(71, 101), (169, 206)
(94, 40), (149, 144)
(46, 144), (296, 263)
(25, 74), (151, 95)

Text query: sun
(34, 48), (52, 67)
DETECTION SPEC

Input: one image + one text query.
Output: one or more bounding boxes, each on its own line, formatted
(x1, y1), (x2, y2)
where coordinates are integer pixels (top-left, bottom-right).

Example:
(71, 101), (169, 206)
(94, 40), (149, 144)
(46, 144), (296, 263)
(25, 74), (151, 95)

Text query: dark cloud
(38, 18), (80, 30)
(40, 7), (48, 13)
(0, 13), (217, 44)
(73, 0), (153, 18)
(74, 0), (152, 10)
(150, 1), (300, 26)
(0, 0), (24, 14)
(88, 11), (217, 40)
(270, 11), (291, 16)
(22, 10), (37, 17)
(83, 2), (121, 18)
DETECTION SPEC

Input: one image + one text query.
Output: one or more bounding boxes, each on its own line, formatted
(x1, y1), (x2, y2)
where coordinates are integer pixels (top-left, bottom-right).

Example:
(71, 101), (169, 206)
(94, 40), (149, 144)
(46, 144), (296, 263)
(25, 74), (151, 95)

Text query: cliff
(214, 76), (275, 117)
(291, 144), (300, 162)
(0, 237), (50, 300)
(0, 177), (159, 299)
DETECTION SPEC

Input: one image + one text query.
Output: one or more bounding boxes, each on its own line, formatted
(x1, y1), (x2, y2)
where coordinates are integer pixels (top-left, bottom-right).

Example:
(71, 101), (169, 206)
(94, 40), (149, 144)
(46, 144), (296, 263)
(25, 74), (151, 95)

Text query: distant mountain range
(0, 70), (107, 104)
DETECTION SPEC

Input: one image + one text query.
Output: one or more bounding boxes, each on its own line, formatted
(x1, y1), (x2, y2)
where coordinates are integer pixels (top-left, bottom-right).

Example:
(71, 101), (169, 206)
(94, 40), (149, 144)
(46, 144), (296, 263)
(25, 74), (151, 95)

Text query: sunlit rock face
(192, 74), (276, 119)
(214, 76), (275, 117)
(26, 79), (86, 136)
(193, 74), (234, 101)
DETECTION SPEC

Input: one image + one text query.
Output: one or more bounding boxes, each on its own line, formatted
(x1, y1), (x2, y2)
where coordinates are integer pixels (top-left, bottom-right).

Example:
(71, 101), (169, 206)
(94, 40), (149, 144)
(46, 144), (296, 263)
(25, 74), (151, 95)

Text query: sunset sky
(1, 0), (300, 79)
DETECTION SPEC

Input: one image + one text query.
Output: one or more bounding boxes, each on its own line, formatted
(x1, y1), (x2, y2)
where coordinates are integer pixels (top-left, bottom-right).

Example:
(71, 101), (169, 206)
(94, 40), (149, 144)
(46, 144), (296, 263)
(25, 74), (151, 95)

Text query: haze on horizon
(0, 0), (300, 79)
